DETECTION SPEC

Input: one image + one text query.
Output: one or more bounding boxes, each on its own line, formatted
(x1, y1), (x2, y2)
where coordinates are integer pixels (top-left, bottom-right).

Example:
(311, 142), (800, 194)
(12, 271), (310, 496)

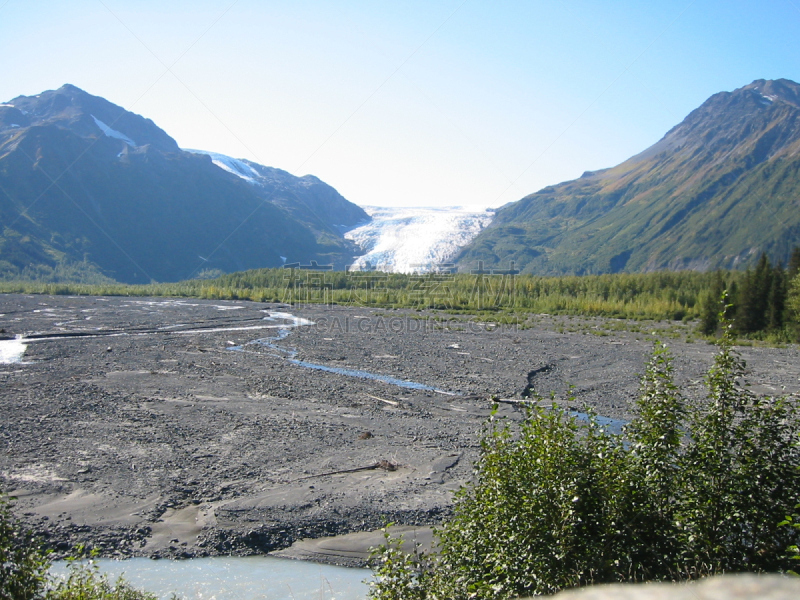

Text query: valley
(4, 79), (800, 284)
(3, 4), (800, 596)
(2, 294), (799, 566)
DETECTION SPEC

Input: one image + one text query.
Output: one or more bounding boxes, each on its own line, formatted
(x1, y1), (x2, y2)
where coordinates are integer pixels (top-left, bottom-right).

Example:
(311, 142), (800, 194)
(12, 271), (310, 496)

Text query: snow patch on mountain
(184, 149), (260, 184)
(346, 206), (494, 273)
(91, 115), (136, 147)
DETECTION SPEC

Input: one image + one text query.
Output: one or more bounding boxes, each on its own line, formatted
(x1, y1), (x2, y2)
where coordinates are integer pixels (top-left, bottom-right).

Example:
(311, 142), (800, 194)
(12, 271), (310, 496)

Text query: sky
(1, 0), (799, 209)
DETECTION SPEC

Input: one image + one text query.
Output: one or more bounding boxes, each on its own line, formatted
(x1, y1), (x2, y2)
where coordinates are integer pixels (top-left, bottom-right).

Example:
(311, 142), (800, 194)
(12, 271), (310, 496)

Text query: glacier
(91, 115), (136, 147)
(182, 149), (494, 273)
(345, 205), (494, 273)
(184, 149), (261, 183)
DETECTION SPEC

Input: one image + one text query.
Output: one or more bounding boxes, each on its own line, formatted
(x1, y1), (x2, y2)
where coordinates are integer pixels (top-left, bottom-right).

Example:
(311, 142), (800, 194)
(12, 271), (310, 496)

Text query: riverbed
(3, 293), (799, 564)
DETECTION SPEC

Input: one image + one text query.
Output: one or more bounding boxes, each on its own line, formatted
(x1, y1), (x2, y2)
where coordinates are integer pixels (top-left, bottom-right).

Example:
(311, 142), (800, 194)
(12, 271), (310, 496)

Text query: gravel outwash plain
(1, 294), (798, 564)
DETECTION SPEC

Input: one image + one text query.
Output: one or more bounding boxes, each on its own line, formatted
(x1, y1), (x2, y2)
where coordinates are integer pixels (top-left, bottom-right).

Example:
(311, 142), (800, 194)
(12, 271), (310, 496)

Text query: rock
(545, 574), (800, 600)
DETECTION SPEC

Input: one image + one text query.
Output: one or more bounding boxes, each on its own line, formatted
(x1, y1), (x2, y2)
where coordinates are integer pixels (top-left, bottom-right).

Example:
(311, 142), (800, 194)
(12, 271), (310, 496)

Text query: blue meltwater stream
(227, 312), (452, 394)
(229, 313), (627, 434)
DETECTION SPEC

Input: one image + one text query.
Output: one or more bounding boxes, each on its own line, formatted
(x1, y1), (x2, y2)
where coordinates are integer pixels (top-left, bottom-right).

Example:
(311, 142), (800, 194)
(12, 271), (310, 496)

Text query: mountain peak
(58, 83), (85, 92)
(647, 77), (800, 164)
(0, 86), (369, 283)
(54, 83), (90, 97)
(6, 84), (180, 153)
(457, 78), (800, 275)
(739, 78), (800, 107)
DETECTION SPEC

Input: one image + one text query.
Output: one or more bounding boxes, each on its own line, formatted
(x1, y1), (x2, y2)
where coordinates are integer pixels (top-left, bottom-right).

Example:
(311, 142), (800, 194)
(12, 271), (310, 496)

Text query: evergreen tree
(787, 272), (800, 342)
(699, 271), (725, 335)
(736, 254), (772, 333)
(767, 266), (786, 332)
(788, 246), (800, 282)
(735, 268), (754, 333)
(725, 279), (738, 321)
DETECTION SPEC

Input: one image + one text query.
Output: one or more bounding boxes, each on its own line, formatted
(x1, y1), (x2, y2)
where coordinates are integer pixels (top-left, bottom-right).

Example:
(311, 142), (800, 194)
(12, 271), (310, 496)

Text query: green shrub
(45, 554), (161, 600)
(369, 321), (800, 599)
(0, 494), (49, 600)
(1, 497), (163, 600)
(779, 505), (800, 576)
(677, 327), (799, 573)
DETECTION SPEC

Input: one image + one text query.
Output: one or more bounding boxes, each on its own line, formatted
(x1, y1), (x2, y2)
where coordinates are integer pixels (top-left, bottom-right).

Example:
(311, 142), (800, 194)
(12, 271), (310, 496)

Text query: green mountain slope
(457, 79), (800, 275)
(0, 85), (368, 283)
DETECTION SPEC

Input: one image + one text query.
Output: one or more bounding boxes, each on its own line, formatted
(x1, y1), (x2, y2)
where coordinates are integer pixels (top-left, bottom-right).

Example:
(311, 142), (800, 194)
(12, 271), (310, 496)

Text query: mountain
(0, 84), (368, 283)
(184, 150), (368, 240)
(345, 205), (494, 273)
(456, 79), (800, 275)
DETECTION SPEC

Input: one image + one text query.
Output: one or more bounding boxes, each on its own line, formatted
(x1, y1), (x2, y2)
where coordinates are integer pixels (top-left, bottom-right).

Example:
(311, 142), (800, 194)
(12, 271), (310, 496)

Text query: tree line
(1, 249), (799, 338)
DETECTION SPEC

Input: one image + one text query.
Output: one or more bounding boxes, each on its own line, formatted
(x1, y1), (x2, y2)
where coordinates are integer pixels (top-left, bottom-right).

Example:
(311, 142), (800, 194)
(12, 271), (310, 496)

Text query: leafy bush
(0, 494), (49, 600)
(0, 498), (162, 600)
(369, 321), (800, 599)
(45, 554), (160, 600)
(780, 505), (800, 577)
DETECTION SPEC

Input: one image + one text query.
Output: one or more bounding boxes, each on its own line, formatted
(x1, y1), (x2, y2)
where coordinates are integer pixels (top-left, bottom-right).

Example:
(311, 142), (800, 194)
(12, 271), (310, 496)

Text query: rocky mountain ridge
(457, 78), (800, 275)
(0, 84), (368, 283)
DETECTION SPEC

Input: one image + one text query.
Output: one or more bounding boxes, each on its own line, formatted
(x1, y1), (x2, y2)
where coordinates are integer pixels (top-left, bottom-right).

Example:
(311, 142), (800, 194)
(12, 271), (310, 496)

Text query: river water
(0, 335), (27, 363)
(50, 556), (371, 600)
(227, 315), (452, 394)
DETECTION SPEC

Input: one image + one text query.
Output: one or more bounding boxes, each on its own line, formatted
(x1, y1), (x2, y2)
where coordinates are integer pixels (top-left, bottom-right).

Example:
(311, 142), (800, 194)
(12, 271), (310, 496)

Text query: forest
(1, 247), (799, 341)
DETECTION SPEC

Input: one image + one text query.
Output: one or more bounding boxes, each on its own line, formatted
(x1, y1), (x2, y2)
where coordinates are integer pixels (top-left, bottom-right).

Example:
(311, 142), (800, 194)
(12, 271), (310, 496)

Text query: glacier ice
(91, 115), (136, 147)
(184, 149), (261, 184)
(346, 205), (494, 273)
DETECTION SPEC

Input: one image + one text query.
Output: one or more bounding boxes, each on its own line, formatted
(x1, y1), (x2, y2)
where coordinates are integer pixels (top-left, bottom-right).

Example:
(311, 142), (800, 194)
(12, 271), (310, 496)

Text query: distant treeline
(2, 250), (799, 340)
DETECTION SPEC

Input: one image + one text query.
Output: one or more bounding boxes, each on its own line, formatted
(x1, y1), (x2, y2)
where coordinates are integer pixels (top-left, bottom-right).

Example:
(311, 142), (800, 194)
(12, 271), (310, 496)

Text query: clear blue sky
(2, 0), (799, 208)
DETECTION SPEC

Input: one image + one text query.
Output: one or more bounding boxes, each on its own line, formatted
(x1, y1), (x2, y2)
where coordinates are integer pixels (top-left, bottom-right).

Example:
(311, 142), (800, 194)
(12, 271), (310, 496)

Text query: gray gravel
(1, 294), (798, 564)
